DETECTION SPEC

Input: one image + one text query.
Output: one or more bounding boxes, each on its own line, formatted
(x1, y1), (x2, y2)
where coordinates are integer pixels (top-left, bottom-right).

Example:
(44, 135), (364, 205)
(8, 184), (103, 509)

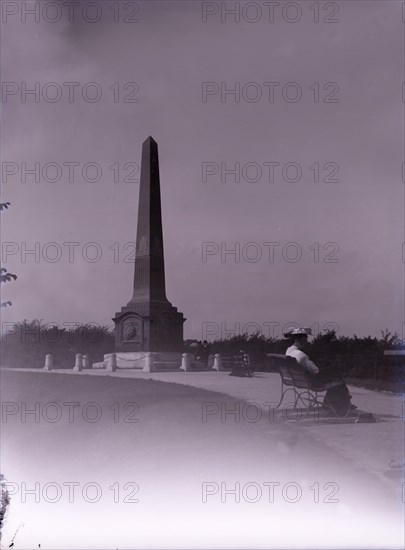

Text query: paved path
(2, 367), (404, 549)
(5, 367), (404, 487)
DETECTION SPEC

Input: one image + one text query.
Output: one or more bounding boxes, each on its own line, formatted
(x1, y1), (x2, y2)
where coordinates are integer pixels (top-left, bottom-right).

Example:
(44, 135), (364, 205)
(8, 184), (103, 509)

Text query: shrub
(1, 320), (114, 368)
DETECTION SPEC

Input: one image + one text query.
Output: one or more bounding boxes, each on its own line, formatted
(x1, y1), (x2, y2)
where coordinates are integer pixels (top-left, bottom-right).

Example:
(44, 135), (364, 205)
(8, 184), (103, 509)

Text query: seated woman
(284, 327), (356, 416)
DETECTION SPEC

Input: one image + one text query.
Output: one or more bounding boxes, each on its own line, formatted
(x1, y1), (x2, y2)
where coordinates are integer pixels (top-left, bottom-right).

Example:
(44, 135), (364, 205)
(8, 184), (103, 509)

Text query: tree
(0, 473), (10, 540)
(0, 202), (17, 307)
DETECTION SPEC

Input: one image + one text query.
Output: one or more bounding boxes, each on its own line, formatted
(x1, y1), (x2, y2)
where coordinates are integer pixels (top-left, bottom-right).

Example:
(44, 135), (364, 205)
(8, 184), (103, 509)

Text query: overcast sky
(1, 0), (403, 340)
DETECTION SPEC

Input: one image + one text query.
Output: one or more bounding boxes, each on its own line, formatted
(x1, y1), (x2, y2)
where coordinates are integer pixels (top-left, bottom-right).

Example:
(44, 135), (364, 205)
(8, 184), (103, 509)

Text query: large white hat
(283, 327), (312, 338)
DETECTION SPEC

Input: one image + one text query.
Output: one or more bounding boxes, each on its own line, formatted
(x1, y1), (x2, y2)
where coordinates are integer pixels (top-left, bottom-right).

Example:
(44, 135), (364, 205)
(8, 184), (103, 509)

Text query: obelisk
(113, 137), (185, 353)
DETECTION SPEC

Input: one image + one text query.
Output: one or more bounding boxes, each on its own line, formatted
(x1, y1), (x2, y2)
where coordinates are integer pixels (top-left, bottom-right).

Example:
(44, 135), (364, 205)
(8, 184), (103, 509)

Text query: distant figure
(201, 340), (211, 362)
(285, 328), (356, 416)
(230, 349), (254, 377)
(195, 340), (203, 360)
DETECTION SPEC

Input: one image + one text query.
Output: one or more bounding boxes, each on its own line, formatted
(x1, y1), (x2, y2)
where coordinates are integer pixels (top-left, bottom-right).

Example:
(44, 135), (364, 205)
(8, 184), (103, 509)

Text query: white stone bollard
(207, 354), (215, 370)
(106, 353), (117, 372)
(213, 353), (223, 371)
(43, 354), (54, 371)
(82, 354), (90, 369)
(143, 352), (154, 373)
(181, 353), (193, 372)
(73, 354), (83, 371)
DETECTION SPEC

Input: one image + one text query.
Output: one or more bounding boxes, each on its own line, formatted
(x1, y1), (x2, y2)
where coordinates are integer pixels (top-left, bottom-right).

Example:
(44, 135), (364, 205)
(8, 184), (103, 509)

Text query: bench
(219, 355), (234, 370)
(266, 354), (346, 413)
(221, 354), (254, 377)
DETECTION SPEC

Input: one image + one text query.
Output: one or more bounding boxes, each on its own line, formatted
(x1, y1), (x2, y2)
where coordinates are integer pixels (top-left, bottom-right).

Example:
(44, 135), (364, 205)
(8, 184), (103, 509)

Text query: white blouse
(286, 344), (319, 375)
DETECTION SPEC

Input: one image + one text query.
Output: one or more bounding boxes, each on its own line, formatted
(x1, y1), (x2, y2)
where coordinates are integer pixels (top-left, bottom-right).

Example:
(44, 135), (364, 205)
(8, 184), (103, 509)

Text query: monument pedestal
(113, 301), (184, 354)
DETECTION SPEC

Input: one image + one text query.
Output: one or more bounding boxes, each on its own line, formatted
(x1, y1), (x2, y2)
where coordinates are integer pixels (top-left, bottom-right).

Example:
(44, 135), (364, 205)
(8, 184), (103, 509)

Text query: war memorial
(91, 137), (200, 372)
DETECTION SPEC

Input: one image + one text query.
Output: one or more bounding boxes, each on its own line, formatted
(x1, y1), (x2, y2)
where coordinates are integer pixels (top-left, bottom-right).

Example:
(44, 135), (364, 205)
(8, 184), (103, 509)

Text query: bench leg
(275, 382), (287, 408)
(310, 391), (324, 408)
(275, 383), (296, 409)
(294, 389), (310, 409)
(295, 389), (322, 411)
